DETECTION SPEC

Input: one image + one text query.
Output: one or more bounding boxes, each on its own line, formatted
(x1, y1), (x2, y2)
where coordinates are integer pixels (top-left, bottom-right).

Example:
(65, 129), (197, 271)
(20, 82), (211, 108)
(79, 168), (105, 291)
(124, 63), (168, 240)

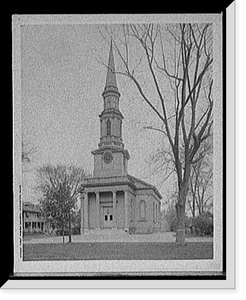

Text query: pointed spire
(104, 39), (118, 93)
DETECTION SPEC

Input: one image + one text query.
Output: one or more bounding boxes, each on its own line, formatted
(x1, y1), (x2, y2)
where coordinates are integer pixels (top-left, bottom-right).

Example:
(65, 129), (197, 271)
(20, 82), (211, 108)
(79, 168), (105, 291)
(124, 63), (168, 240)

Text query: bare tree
(103, 23), (213, 244)
(187, 139), (213, 217)
(22, 140), (36, 164)
(36, 164), (87, 243)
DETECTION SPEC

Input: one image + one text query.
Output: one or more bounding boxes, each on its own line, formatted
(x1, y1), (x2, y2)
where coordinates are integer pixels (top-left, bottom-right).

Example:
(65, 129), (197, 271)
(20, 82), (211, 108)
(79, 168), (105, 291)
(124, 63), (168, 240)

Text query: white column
(96, 192), (100, 229)
(124, 190), (129, 231)
(84, 192), (88, 230)
(113, 191), (117, 229)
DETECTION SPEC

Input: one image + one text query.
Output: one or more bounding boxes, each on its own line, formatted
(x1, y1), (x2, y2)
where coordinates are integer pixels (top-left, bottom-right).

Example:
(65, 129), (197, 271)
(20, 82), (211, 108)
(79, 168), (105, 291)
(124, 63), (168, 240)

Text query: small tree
(72, 209), (81, 234)
(22, 141), (36, 164)
(36, 164), (87, 243)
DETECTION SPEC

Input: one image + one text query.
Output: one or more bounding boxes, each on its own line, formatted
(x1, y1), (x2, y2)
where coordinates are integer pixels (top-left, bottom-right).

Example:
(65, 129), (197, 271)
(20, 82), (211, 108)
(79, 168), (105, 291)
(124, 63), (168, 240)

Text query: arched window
(119, 120), (122, 137)
(153, 203), (158, 223)
(130, 199), (133, 222)
(106, 119), (111, 136)
(139, 200), (146, 220)
(153, 202), (155, 223)
(156, 203), (158, 223)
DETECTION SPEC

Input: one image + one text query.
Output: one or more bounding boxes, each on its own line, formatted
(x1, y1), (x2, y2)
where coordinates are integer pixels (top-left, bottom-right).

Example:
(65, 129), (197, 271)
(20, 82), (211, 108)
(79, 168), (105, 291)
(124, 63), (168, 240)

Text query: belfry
(81, 42), (162, 234)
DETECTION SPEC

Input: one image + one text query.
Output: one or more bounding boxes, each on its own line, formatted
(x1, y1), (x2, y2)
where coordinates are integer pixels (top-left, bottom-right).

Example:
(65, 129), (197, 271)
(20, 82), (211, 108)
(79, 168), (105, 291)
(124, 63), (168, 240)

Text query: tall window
(106, 119), (111, 136)
(140, 200), (146, 220)
(156, 204), (158, 223)
(119, 121), (122, 137)
(153, 202), (155, 223)
(130, 199), (133, 222)
(153, 203), (158, 223)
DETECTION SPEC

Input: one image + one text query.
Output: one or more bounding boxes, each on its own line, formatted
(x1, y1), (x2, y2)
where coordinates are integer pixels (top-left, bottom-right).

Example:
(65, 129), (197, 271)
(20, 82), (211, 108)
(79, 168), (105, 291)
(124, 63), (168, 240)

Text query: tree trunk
(175, 181), (189, 245)
(68, 212), (72, 243)
(175, 201), (186, 245)
(192, 196), (196, 218)
(62, 223), (65, 244)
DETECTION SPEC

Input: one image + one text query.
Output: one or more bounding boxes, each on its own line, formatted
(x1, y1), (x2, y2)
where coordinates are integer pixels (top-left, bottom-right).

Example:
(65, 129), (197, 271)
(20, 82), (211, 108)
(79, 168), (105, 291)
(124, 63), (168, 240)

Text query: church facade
(80, 42), (161, 234)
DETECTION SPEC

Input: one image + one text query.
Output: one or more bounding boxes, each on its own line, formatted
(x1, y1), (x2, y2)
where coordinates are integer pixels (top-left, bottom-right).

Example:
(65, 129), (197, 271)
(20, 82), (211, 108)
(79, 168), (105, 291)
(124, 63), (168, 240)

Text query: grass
(23, 242), (213, 261)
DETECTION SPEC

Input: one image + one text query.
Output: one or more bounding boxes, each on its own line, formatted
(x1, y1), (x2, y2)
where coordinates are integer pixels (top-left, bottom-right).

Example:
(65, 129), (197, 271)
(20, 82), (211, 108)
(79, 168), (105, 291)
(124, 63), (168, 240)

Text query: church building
(80, 42), (162, 234)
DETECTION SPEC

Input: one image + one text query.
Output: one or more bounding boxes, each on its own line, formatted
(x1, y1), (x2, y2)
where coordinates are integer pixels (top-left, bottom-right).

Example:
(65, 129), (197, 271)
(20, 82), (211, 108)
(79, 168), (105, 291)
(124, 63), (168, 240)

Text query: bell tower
(92, 40), (130, 177)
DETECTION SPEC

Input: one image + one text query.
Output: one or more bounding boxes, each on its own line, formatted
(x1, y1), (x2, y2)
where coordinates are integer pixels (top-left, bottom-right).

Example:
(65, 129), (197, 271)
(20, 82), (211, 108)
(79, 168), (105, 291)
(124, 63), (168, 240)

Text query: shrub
(185, 216), (193, 234)
(165, 206), (177, 232)
(192, 212), (213, 236)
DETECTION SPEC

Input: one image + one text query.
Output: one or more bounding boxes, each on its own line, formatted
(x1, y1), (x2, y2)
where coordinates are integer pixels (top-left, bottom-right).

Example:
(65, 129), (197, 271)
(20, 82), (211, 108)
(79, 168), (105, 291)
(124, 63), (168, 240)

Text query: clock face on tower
(103, 151), (113, 164)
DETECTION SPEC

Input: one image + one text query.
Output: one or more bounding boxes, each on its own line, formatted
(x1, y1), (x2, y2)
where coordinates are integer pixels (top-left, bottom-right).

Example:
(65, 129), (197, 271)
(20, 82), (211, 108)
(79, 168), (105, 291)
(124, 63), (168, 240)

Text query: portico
(81, 179), (132, 232)
(81, 181), (131, 232)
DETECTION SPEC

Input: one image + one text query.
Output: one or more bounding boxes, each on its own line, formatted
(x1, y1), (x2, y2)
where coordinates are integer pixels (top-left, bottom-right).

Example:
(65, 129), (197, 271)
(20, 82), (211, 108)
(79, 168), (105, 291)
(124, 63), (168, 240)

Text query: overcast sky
(21, 23), (170, 204)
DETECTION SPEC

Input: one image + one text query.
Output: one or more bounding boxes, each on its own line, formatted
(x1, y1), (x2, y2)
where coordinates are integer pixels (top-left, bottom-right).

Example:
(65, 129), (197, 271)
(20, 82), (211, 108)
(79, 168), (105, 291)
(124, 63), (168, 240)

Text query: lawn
(23, 242), (213, 261)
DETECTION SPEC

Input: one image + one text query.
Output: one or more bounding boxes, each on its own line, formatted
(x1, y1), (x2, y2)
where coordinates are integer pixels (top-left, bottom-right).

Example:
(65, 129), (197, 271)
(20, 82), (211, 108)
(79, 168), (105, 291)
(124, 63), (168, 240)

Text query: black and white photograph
(10, 10), (235, 288)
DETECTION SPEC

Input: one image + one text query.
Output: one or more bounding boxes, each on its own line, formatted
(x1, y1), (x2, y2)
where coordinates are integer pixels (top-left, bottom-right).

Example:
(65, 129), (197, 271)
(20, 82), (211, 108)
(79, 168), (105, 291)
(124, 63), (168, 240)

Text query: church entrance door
(102, 206), (113, 228)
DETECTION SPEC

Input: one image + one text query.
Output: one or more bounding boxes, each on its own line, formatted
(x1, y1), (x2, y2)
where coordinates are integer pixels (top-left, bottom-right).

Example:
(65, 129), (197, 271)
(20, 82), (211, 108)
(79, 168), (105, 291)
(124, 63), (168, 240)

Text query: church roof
(82, 174), (162, 200)
(127, 175), (162, 199)
(104, 40), (119, 93)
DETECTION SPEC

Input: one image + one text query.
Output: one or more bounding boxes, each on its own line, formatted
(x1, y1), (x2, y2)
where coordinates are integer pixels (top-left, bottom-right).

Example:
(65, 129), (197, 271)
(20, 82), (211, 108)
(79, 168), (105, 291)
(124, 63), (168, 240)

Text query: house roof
(23, 202), (42, 213)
